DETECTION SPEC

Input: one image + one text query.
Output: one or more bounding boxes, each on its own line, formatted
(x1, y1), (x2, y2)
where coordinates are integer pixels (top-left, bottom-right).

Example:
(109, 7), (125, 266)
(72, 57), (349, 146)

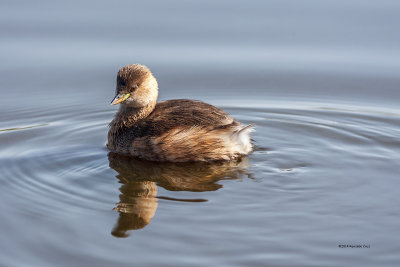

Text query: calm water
(1, 1), (400, 266)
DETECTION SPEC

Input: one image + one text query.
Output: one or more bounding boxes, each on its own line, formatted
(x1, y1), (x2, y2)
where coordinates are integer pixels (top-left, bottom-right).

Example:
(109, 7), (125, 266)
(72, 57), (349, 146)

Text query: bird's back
(108, 99), (253, 162)
(130, 99), (236, 138)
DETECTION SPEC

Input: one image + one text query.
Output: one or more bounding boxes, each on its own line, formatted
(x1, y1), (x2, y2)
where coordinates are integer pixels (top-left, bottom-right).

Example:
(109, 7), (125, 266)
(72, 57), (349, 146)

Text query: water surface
(1, 1), (400, 266)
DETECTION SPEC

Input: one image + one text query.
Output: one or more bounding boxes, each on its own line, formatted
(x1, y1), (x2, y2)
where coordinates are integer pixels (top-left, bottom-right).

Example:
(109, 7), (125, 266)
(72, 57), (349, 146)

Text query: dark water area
(1, 1), (400, 266)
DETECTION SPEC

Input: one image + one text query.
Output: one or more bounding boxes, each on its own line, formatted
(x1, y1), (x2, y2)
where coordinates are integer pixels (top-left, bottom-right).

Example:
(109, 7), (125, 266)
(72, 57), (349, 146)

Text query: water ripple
(1, 102), (399, 236)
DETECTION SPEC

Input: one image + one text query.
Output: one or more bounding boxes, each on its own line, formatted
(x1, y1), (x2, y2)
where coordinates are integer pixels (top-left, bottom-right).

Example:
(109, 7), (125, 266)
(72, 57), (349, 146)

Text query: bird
(107, 64), (254, 162)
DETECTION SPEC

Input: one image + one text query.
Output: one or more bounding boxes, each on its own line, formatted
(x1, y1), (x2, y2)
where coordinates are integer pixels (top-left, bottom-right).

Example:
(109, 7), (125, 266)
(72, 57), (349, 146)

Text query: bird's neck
(111, 99), (157, 129)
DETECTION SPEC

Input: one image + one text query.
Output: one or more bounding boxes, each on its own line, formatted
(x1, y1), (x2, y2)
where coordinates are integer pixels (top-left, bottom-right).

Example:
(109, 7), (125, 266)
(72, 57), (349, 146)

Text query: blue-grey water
(1, 1), (400, 266)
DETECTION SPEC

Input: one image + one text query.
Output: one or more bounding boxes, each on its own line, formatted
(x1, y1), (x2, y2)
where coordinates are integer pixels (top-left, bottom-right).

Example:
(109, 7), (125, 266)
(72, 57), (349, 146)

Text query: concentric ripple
(1, 103), (399, 215)
(0, 102), (400, 263)
(0, 106), (116, 216)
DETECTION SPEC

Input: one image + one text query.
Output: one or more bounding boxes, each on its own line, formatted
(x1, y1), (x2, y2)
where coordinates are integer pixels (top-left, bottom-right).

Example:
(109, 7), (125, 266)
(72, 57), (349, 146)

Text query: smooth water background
(1, 1), (400, 266)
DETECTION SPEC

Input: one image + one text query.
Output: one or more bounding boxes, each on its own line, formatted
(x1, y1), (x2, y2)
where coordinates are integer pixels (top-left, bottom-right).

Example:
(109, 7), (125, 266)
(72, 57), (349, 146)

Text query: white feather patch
(225, 124), (254, 154)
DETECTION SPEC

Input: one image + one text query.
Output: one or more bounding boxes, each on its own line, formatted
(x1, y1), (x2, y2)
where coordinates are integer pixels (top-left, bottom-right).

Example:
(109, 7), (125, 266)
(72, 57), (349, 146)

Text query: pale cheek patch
(125, 75), (159, 108)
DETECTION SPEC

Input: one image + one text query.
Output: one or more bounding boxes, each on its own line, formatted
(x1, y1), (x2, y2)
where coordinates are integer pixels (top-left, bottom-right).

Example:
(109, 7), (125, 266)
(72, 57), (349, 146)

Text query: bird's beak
(110, 93), (130, 105)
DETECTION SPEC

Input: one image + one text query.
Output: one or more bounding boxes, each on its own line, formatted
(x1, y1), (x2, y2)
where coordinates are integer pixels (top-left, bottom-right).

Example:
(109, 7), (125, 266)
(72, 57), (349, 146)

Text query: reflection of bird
(111, 180), (158, 238)
(108, 152), (250, 238)
(107, 64), (254, 162)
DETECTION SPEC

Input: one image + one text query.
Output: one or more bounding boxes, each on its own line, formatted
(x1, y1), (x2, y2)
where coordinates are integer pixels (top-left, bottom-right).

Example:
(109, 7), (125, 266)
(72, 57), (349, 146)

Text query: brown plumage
(107, 64), (254, 162)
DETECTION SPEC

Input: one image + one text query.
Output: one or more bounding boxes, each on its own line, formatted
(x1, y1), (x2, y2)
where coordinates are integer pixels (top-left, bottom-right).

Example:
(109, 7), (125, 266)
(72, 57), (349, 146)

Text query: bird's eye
(131, 85), (138, 91)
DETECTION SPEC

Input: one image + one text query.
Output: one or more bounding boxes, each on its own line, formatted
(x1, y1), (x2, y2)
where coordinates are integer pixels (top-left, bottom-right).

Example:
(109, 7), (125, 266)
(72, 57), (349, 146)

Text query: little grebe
(107, 64), (254, 162)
